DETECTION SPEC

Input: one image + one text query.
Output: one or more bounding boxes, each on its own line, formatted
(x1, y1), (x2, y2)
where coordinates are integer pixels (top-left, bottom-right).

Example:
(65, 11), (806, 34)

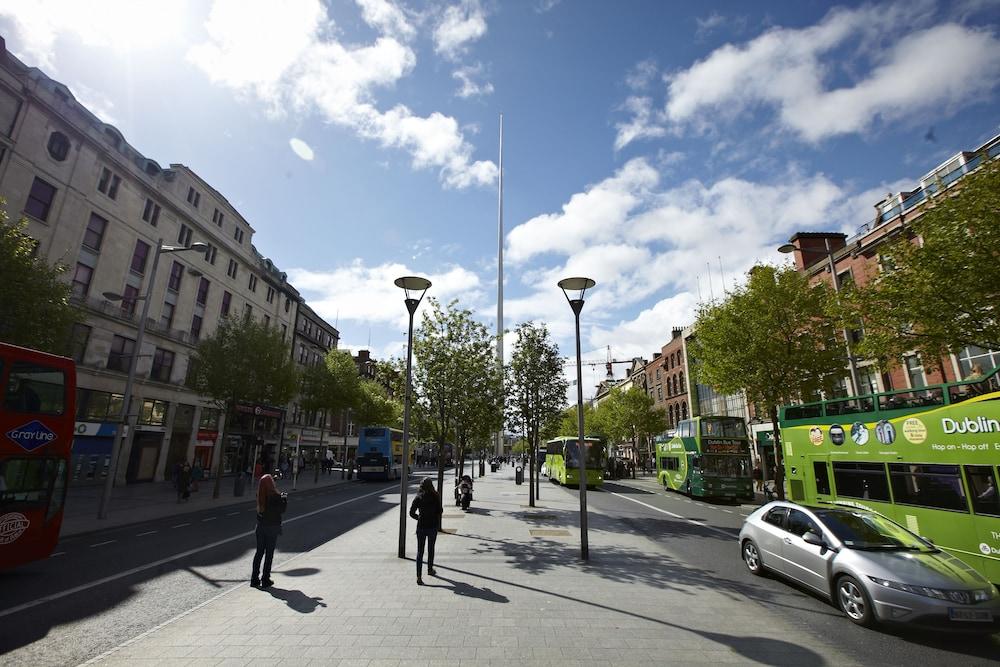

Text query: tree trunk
(770, 406), (785, 501)
(314, 409), (325, 484)
(211, 399), (233, 499)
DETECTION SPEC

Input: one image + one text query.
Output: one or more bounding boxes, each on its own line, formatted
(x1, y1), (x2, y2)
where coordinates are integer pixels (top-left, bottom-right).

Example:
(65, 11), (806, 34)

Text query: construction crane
(565, 346), (637, 381)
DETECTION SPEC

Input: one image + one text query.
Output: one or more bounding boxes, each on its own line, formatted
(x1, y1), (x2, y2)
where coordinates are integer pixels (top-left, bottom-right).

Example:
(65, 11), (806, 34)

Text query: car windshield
(814, 509), (934, 552)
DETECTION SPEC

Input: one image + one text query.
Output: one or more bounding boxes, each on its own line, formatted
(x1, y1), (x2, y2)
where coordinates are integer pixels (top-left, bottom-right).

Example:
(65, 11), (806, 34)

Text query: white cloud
(187, 0), (496, 189)
(355, 0), (416, 40)
(625, 59), (659, 91)
(433, 0), (488, 61)
(453, 63), (494, 98)
(535, 0), (561, 13)
(614, 96), (667, 151)
(289, 137), (315, 160)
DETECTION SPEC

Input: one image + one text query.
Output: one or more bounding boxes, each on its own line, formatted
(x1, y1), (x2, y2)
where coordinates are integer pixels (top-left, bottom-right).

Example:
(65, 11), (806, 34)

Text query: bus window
(813, 461), (831, 495)
(5, 363), (66, 415)
(831, 462), (891, 501)
(0, 458), (59, 505)
(888, 464), (968, 512)
(964, 465), (999, 517)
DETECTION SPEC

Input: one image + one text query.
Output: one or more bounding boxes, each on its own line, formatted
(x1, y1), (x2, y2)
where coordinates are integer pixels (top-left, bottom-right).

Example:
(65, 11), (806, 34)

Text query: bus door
(809, 456), (834, 504)
(964, 464), (1000, 584)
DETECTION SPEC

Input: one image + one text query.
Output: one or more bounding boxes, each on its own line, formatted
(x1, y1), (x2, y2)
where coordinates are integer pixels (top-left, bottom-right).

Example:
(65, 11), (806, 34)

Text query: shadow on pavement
(277, 567), (321, 577)
(427, 575), (509, 603)
(262, 586), (327, 613)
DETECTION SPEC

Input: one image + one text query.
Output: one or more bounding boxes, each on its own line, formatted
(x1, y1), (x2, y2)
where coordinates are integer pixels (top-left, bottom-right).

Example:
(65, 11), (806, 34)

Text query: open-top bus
(356, 426), (411, 481)
(545, 436), (605, 488)
(780, 368), (1000, 585)
(1, 343), (76, 569)
(656, 416), (754, 500)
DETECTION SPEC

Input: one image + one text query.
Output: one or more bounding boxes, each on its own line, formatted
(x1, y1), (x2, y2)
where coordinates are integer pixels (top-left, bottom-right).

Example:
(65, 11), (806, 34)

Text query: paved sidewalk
(62, 471), (355, 537)
(85, 466), (858, 666)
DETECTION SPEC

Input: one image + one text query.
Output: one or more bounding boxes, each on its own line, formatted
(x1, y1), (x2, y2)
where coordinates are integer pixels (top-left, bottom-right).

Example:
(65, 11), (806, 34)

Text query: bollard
(515, 466), (523, 485)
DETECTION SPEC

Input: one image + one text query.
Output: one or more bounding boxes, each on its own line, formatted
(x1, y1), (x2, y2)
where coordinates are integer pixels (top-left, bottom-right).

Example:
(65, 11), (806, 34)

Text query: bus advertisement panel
(356, 426), (407, 481)
(545, 437), (605, 488)
(1, 343), (76, 570)
(780, 370), (1000, 585)
(656, 416), (754, 500)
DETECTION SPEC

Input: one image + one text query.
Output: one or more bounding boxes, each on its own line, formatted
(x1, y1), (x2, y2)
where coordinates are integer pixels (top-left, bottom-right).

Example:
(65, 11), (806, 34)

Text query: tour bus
(1, 343), (76, 569)
(545, 436), (605, 488)
(779, 368), (1000, 584)
(656, 416), (754, 500)
(356, 426), (410, 481)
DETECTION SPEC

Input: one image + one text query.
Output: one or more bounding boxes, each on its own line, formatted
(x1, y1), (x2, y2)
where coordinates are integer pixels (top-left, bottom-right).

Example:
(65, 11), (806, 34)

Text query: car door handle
(783, 537), (792, 544)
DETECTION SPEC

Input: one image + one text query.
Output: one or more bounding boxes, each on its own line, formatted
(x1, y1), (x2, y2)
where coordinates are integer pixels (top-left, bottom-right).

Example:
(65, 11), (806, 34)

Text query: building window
(957, 345), (999, 378)
(221, 290), (232, 317)
(160, 301), (175, 329)
(196, 277), (210, 306)
(204, 243), (217, 265)
(248, 274), (257, 292)
(71, 263), (93, 299)
(657, 386), (663, 400)
(904, 355), (926, 389)
(130, 239), (151, 275)
(142, 198), (161, 226)
(167, 261), (183, 292)
(190, 314), (203, 340)
(266, 286), (275, 303)
(263, 314), (270, 327)
(678, 371), (684, 393)
(97, 167), (121, 199)
(227, 258), (238, 279)
(151, 348), (175, 382)
(233, 226), (244, 244)
(186, 186), (200, 208)
(655, 368), (660, 380)
(244, 304), (252, 319)
(212, 208), (224, 226)
(281, 323), (287, 339)
(70, 323), (91, 363)
(177, 223), (192, 247)
(138, 399), (168, 426)
(107, 335), (135, 372)
(25, 177), (57, 221)
(47, 131), (70, 161)
(83, 213), (107, 251)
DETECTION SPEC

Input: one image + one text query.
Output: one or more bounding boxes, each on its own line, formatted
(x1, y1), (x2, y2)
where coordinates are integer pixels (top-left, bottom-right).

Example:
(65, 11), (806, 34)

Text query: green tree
(506, 322), (568, 506)
(354, 378), (401, 430)
(600, 386), (666, 472)
(189, 315), (299, 498)
(688, 264), (845, 499)
(558, 401), (605, 439)
(300, 349), (361, 482)
(0, 202), (78, 353)
(842, 157), (1000, 368)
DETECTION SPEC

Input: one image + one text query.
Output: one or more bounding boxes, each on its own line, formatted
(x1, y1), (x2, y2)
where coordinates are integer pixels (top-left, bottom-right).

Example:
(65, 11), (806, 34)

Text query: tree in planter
(600, 386), (666, 477)
(300, 349), (361, 483)
(688, 264), (844, 500)
(840, 157), (1000, 370)
(0, 201), (78, 353)
(188, 315), (299, 498)
(506, 322), (568, 507)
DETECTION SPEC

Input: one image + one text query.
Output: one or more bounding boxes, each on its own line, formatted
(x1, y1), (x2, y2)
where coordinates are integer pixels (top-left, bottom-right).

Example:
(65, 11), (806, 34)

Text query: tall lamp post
(778, 240), (862, 394)
(395, 276), (431, 558)
(558, 276), (595, 561)
(98, 239), (208, 519)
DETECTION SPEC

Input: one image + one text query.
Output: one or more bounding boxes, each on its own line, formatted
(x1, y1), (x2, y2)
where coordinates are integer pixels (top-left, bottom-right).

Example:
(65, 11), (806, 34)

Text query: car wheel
(837, 575), (876, 627)
(742, 539), (765, 576)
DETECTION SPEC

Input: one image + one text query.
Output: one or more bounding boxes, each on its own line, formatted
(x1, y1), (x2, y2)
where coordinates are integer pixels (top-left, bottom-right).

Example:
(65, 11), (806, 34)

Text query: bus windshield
(814, 509), (935, 552)
(564, 441), (604, 469)
(697, 454), (751, 477)
(700, 417), (747, 438)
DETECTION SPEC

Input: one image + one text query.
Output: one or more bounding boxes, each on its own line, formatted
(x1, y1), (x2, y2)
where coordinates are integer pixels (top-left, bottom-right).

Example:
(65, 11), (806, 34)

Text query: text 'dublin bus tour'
(1, 342), (76, 569)
(780, 368), (1000, 585)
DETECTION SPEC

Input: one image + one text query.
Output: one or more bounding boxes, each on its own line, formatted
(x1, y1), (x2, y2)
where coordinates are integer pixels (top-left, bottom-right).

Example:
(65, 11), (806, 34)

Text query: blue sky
(2, 0), (999, 395)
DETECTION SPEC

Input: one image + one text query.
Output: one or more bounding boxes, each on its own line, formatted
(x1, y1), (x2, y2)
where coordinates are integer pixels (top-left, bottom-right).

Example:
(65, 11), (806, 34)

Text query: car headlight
(868, 577), (995, 603)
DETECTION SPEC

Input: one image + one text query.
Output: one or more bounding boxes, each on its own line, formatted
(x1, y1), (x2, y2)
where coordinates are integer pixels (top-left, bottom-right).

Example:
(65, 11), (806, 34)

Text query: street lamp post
(558, 277), (595, 561)
(98, 239), (208, 519)
(395, 276), (431, 559)
(341, 408), (350, 479)
(778, 239), (863, 395)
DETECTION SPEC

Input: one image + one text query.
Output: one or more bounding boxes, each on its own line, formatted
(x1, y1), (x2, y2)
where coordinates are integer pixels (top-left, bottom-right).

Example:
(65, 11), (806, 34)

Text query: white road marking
(227, 511), (239, 516)
(89, 540), (116, 548)
(136, 531), (157, 537)
(49, 552), (65, 557)
(201, 517), (217, 522)
(608, 492), (734, 539)
(172, 523), (191, 528)
(0, 484), (396, 619)
(721, 509), (733, 514)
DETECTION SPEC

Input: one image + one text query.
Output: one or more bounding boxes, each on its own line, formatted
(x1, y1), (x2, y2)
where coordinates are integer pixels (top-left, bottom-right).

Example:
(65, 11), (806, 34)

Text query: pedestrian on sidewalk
(191, 459), (203, 492)
(409, 477), (442, 585)
(251, 474), (287, 588)
(177, 462), (191, 502)
(753, 464), (763, 492)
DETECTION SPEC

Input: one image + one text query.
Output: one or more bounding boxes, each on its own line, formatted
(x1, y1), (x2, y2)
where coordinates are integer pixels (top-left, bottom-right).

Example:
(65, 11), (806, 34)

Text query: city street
(1, 465), (996, 666)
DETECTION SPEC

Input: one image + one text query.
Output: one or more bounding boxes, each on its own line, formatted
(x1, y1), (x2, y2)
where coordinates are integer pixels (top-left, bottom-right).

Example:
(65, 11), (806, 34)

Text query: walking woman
(409, 478), (442, 585)
(251, 474), (287, 588)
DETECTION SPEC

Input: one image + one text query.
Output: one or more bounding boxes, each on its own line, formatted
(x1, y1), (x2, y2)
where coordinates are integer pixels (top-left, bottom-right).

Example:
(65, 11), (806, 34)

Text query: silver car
(739, 501), (1000, 633)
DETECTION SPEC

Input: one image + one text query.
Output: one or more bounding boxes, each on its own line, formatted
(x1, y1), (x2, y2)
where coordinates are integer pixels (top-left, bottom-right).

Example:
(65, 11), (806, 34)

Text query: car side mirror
(921, 536), (934, 546)
(802, 531), (825, 547)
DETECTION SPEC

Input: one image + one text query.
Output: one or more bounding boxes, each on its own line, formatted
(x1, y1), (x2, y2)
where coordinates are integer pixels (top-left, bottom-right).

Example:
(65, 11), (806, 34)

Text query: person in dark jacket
(251, 474), (287, 588)
(409, 477), (442, 585)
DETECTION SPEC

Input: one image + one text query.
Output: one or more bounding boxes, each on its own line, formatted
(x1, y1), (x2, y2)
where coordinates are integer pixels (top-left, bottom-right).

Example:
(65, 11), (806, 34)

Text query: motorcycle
(455, 475), (473, 511)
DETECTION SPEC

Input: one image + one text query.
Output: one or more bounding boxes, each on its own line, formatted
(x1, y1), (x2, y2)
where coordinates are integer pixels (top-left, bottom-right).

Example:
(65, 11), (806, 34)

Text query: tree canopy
(354, 378), (401, 430)
(842, 157), (1000, 369)
(0, 201), (78, 353)
(598, 385), (666, 462)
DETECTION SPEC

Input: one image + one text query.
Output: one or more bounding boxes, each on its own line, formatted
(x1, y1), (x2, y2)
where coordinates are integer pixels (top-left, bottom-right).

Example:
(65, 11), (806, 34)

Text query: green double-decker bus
(656, 416), (754, 500)
(545, 436), (605, 488)
(780, 369), (1000, 585)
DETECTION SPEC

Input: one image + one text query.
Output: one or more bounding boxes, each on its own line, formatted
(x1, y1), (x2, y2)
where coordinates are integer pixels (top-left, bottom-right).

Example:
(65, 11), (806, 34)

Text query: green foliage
(598, 385), (666, 452)
(842, 157), (1000, 368)
(354, 379), (401, 429)
(300, 348), (361, 415)
(0, 201), (78, 353)
(506, 321), (568, 457)
(558, 401), (605, 438)
(189, 315), (299, 409)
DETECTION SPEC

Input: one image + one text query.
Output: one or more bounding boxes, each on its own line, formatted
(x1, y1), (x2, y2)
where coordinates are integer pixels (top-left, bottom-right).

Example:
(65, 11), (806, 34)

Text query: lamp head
(557, 277), (595, 301)
(394, 275), (432, 300)
(188, 241), (209, 253)
(777, 243), (796, 254)
(102, 291), (124, 301)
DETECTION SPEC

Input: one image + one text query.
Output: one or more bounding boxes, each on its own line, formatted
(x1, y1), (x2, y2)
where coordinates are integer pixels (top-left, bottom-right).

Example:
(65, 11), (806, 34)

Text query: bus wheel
(742, 539), (764, 576)
(837, 575), (876, 627)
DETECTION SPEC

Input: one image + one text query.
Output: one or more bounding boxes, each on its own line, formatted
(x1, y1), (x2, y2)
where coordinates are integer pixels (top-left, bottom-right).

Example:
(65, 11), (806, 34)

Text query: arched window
(681, 403), (688, 419)
(668, 404), (675, 427)
(679, 371), (685, 393)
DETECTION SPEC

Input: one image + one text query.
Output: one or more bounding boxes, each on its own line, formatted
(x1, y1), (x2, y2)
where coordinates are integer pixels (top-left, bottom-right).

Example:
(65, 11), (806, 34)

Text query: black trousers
(416, 527), (437, 575)
(252, 524), (279, 581)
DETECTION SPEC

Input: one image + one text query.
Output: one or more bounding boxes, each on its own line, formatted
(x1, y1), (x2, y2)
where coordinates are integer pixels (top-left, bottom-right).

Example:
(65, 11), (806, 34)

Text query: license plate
(948, 608), (993, 622)
(360, 466), (382, 472)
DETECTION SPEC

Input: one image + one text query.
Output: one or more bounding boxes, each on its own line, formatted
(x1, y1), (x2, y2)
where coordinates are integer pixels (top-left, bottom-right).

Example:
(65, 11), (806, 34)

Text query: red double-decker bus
(0, 342), (76, 569)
